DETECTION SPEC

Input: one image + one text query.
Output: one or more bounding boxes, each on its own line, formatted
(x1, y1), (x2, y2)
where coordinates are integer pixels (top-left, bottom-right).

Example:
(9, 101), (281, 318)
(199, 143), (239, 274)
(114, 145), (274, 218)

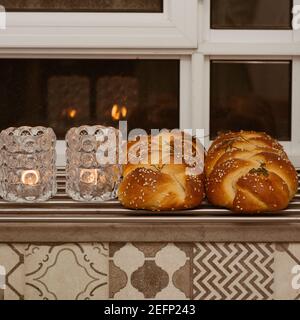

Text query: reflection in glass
(0, 59), (179, 139)
(2, 0), (163, 12)
(211, 0), (292, 29)
(210, 60), (292, 141)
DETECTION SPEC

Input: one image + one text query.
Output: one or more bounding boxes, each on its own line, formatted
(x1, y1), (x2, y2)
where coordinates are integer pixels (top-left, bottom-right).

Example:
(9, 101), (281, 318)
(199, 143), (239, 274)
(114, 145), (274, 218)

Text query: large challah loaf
(118, 131), (205, 211)
(205, 131), (298, 213)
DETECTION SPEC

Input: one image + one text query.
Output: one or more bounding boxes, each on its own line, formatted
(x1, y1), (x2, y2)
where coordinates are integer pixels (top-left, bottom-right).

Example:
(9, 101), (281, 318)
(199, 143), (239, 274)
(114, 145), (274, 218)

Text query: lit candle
(80, 169), (98, 185)
(21, 170), (40, 186)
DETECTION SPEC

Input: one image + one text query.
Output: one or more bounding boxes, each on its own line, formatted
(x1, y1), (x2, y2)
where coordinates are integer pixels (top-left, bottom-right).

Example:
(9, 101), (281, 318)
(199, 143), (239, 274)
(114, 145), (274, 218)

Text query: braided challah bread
(205, 131), (298, 213)
(118, 131), (205, 211)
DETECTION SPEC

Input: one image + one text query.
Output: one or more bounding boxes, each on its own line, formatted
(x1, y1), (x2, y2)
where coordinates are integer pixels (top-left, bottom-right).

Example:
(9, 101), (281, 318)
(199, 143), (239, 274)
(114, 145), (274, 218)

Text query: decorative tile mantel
(0, 170), (300, 300)
(0, 242), (300, 300)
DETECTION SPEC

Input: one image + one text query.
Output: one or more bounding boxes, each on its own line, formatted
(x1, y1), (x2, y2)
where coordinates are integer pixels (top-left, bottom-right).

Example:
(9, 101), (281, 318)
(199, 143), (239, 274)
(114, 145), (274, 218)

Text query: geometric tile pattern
(0, 244), (25, 300)
(193, 243), (275, 300)
(109, 243), (192, 300)
(1, 242), (300, 300)
(24, 243), (109, 300)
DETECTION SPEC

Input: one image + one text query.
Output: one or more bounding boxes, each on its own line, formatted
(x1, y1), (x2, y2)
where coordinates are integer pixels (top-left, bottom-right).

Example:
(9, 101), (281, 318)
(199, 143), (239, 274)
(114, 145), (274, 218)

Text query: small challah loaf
(205, 131), (298, 213)
(118, 131), (205, 211)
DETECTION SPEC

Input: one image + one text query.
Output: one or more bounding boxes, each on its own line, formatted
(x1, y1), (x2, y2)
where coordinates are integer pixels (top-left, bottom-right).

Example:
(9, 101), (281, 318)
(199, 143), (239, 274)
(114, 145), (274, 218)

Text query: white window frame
(192, 0), (300, 166)
(0, 0), (198, 48)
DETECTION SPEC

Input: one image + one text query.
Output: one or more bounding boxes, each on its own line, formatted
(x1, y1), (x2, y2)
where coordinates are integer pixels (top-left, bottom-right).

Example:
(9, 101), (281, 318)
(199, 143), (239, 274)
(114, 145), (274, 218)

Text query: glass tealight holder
(66, 125), (122, 202)
(0, 127), (57, 202)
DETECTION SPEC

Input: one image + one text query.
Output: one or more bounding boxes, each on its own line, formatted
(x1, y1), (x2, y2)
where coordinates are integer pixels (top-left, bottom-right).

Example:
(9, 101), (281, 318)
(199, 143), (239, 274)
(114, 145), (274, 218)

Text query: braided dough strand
(205, 131), (298, 213)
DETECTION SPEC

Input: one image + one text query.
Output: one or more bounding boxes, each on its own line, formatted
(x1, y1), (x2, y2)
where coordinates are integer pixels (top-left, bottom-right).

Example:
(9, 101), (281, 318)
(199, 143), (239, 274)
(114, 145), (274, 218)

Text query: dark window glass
(211, 0), (292, 29)
(210, 60), (292, 141)
(0, 59), (179, 139)
(1, 0), (163, 12)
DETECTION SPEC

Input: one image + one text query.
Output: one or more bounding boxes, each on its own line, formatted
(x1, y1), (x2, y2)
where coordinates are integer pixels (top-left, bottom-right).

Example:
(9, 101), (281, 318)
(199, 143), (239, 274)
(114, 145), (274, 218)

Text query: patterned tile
(109, 260), (128, 298)
(109, 243), (127, 258)
(192, 243), (274, 300)
(0, 244), (25, 300)
(109, 243), (192, 300)
(0, 242), (299, 300)
(274, 243), (300, 300)
(173, 259), (190, 298)
(132, 261), (169, 299)
(25, 243), (109, 300)
(133, 243), (167, 258)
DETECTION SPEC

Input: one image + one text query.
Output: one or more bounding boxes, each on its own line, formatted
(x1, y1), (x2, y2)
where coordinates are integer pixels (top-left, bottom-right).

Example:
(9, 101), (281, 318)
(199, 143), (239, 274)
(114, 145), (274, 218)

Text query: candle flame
(21, 170), (40, 186)
(121, 106), (127, 118)
(67, 108), (77, 119)
(111, 104), (127, 121)
(80, 169), (98, 185)
(62, 107), (78, 120)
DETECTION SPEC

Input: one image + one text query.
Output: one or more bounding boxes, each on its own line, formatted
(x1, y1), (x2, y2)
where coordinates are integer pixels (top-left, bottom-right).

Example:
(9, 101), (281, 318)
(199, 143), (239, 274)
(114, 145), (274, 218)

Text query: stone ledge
(1, 222), (300, 243)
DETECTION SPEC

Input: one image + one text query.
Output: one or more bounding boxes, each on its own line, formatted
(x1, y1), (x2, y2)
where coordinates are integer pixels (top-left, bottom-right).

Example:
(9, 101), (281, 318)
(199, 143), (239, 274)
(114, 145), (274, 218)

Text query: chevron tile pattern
(192, 243), (275, 300)
(2, 242), (300, 300)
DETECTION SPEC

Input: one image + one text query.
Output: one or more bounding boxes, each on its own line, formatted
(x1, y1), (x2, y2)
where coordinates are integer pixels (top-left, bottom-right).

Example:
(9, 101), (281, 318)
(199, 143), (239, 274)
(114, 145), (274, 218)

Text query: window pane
(210, 60), (292, 141)
(1, 0), (163, 12)
(0, 59), (179, 139)
(211, 0), (292, 29)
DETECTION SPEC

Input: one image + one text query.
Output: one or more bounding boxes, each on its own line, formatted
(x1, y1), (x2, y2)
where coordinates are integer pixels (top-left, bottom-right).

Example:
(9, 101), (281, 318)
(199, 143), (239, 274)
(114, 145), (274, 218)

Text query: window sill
(0, 168), (299, 243)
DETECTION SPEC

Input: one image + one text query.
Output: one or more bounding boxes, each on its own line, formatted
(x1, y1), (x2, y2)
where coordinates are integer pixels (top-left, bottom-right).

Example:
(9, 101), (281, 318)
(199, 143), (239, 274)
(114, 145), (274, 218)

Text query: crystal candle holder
(66, 125), (122, 202)
(0, 126), (57, 202)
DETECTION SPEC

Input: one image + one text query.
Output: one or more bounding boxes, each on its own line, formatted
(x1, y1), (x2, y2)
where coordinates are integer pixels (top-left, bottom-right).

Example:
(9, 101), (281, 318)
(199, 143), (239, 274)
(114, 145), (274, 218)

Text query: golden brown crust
(118, 132), (205, 211)
(205, 131), (298, 213)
